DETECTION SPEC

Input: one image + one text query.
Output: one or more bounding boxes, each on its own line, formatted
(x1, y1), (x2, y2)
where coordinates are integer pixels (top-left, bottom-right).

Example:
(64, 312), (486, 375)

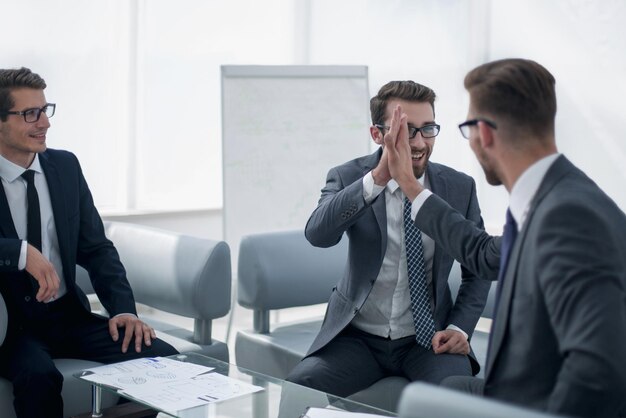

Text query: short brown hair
(370, 80), (436, 125)
(0, 67), (47, 122)
(464, 58), (556, 138)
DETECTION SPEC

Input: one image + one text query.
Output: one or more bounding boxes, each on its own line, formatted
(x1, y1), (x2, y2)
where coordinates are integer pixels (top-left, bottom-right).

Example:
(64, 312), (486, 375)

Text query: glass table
(75, 352), (397, 418)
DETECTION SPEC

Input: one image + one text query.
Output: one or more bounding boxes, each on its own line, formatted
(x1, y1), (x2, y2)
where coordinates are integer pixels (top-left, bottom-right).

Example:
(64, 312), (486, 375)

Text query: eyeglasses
(0, 103), (56, 123)
(458, 118), (497, 139)
(375, 123), (440, 139)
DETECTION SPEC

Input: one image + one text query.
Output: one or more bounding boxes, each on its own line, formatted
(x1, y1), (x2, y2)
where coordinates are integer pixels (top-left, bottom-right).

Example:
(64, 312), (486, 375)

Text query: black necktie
(487, 208), (518, 358)
(21, 170), (42, 252)
(403, 197), (436, 349)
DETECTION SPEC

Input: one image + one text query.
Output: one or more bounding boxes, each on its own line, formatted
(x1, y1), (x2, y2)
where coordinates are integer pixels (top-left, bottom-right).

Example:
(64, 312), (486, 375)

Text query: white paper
(80, 357), (212, 390)
(78, 356), (264, 413)
(302, 407), (391, 418)
(122, 372), (263, 413)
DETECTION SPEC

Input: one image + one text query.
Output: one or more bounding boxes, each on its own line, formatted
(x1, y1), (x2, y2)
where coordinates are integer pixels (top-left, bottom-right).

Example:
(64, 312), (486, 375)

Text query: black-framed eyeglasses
(458, 118), (497, 139)
(0, 103), (56, 123)
(375, 123), (440, 139)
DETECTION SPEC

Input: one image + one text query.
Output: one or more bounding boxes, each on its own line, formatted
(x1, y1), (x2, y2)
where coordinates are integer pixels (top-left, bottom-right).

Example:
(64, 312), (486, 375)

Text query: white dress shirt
(508, 153), (560, 230)
(352, 171), (465, 339)
(0, 154), (67, 300)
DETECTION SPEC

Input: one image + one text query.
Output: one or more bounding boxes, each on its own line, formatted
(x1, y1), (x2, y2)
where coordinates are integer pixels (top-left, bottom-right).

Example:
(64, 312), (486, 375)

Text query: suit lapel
(0, 180), (18, 239)
(426, 163), (447, 303)
(485, 155), (573, 379)
(363, 148), (388, 260)
(39, 152), (70, 279)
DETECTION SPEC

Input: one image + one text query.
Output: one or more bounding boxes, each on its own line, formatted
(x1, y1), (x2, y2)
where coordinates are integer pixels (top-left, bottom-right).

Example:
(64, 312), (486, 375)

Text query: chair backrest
(447, 262), (498, 319)
(398, 382), (558, 418)
(237, 230), (347, 332)
(77, 221), (232, 344)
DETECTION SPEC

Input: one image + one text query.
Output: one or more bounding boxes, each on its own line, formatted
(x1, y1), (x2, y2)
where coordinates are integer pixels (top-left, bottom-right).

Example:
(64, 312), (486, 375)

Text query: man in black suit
(0, 67), (178, 418)
(286, 80), (491, 398)
(383, 59), (626, 417)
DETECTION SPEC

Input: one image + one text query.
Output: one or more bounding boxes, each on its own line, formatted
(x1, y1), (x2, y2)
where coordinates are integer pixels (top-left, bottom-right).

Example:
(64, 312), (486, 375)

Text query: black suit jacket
(0, 149), (136, 326)
(415, 156), (626, 417)
(305, 148), (491, 374)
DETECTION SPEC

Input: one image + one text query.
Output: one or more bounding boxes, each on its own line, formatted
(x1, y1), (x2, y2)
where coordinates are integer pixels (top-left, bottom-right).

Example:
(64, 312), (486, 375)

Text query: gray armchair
(0, 221), (231, 418)
(235, 230), (408, 412)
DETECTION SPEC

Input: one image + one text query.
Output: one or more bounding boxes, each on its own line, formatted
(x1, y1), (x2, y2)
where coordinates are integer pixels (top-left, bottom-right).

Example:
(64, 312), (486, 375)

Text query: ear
(478, 120), (495, 149)
(370, 125), (384, 145)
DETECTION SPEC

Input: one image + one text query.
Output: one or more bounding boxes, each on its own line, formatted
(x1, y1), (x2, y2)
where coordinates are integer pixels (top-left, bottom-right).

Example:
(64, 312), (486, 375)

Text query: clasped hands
(372, 105), (425, 201)
(26, 243), (156, 353)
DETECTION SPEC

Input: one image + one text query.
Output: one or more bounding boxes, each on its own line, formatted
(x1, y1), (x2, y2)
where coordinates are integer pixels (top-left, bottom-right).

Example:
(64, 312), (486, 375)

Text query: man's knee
(441, 375), (484, 395)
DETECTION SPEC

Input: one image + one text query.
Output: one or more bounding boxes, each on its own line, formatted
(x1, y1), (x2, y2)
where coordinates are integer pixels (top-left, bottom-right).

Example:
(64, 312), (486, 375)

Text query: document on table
(78, 357), (264, 412)
(301, 407), (392, 418)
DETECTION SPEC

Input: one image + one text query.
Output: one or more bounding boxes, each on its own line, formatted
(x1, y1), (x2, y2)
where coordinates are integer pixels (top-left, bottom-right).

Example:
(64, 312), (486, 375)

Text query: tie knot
(21, 169), (36, 184)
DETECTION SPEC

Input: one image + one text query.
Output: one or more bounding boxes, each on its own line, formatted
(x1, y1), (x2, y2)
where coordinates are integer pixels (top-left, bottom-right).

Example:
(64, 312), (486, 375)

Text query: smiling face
(382, 99), (436, 179)
(0, 88), (50, 168)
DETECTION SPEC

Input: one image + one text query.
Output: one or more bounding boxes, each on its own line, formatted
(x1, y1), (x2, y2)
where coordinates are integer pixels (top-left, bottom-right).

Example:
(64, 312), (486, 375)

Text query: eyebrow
(407, 121), (437, 127)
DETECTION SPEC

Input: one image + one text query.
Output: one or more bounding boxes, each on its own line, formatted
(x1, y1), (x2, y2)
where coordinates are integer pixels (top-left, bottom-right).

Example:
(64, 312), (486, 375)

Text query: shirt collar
(0, 154), (42, 183)
(509, 153), (560, 230)
(386, 172), (426, 195)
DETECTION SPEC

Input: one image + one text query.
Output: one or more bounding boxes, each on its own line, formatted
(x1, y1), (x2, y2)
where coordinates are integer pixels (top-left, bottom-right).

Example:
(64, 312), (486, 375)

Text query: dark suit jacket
(415, 155), (626, 417)
(304, 149), (491, 374)
(0, 149), (136, 327)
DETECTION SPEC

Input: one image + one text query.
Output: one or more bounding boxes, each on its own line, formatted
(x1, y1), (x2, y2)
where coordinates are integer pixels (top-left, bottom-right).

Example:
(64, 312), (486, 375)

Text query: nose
(409, 132), (426, 147)
(36, 112), (51, 128)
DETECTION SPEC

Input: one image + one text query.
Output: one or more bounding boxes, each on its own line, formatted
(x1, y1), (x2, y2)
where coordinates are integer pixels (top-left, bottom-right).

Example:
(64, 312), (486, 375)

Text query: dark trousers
(0, 294), (178, 418)
(286, 325), (472, 398)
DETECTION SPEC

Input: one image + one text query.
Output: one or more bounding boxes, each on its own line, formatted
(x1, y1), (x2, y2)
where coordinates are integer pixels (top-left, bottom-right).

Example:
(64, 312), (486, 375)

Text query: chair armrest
(398, 382), (562, 418)
(0, 292), (7, 346)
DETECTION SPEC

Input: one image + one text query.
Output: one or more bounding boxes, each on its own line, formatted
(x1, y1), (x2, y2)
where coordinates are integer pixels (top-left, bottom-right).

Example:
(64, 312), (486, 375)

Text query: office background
(2, 0), (625, 237)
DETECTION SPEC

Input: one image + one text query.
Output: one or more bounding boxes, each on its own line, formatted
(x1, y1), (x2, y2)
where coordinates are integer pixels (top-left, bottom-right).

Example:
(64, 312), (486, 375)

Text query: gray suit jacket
(304, 149), (491, 374)
(415, 155), (626, 417)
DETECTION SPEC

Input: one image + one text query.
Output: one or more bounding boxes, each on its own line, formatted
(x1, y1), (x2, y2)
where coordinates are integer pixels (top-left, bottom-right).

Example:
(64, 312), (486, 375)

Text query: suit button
(24, 296), (31, 302)
(5, 259), (10, 265)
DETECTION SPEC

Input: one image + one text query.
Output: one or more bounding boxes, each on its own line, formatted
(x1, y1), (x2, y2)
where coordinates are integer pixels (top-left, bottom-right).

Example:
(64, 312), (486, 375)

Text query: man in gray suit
(286, 81), (491, 398)
(383, 59), (626, 417)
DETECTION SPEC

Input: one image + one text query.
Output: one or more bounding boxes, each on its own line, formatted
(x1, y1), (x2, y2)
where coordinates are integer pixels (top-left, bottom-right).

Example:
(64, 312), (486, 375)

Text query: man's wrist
(398, 176), (423, 201)
(372, 167), (391, 186)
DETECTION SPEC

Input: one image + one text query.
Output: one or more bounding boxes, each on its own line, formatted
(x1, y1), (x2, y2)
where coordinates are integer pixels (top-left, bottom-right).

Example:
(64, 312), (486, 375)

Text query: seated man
(286, 80), (491, 398)
(0, 67), (178, 418)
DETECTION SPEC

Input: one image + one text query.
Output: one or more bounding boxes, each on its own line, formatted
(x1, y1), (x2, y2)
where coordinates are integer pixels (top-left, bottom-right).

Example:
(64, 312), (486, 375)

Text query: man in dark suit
(383, 59), (626, 417)
(0, 67), (178, 418)
(286, 81), (491, 398)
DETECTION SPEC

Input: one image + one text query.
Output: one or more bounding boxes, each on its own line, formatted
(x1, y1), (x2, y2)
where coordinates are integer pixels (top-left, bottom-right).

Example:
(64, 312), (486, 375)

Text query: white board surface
(221, 65), (370, 261)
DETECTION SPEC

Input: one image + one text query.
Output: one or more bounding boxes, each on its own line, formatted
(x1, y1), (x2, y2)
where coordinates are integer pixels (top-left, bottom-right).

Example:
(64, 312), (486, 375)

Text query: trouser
(0, 294), (178, 418)
(286, 325), (472, 398)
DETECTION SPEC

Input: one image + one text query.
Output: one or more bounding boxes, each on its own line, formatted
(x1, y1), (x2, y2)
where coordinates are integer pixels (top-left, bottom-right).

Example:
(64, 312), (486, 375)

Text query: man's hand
(109, 315), (157, 353)
(25, 244), (60, 302)
(383, 105), (424, 200)
(432, 329), (470, 355)
(372, 145), (392, 186)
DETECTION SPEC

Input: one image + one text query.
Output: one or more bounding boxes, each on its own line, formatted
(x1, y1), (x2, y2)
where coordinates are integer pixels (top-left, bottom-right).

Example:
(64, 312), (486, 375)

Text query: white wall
(2, 0), (625, 236)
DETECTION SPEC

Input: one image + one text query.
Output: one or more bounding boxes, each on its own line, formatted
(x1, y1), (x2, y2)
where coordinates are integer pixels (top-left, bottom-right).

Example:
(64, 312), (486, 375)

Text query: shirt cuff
(446, 324), (468, 340)
(411, 189), (433, 221)
(363, 171), (385, 204)
(18, 240), (28, 270)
